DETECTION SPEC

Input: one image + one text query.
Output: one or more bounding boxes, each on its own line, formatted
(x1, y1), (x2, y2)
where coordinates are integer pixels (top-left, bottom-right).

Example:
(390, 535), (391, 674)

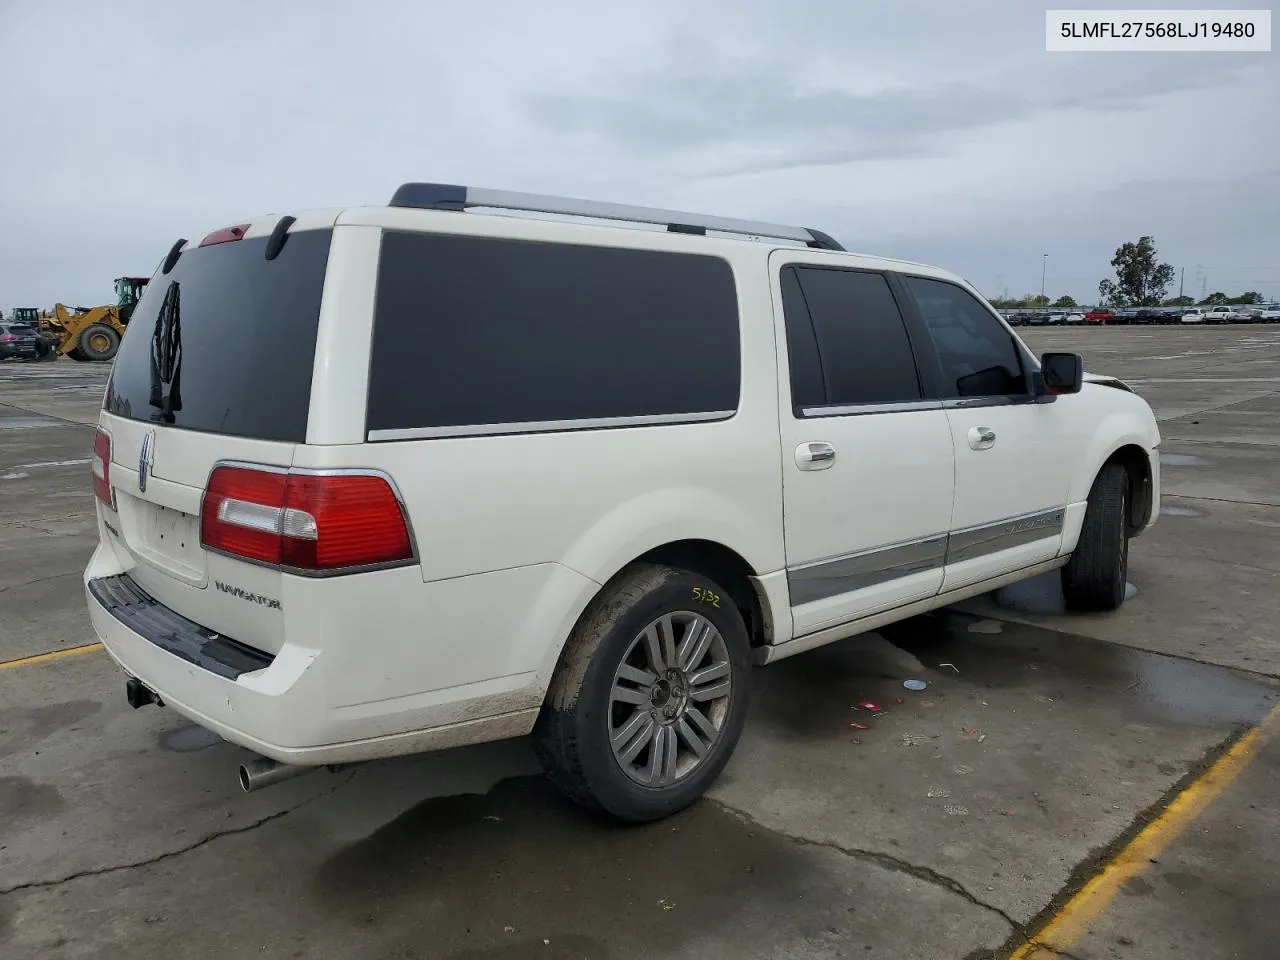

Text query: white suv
(85, 183), (1161, 821)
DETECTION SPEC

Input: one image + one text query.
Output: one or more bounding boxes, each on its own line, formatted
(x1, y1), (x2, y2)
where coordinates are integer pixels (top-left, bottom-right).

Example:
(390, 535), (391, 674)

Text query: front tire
(78, 324), (120, 361)
(1062, 463), (1129, 611)
(533, 564), (751, 823)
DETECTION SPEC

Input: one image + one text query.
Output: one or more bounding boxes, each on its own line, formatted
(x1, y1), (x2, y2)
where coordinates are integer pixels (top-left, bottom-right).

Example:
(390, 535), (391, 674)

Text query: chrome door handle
(968, 426), (996, 450)
(796, 441), (836, 470)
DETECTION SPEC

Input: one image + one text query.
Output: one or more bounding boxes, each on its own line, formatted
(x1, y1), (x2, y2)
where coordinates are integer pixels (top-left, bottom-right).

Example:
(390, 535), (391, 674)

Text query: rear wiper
(149, 281), (183, 422)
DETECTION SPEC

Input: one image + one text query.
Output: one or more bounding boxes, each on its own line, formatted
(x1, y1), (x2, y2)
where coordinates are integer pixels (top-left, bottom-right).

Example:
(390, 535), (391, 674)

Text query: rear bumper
(84, 547), (541, 765)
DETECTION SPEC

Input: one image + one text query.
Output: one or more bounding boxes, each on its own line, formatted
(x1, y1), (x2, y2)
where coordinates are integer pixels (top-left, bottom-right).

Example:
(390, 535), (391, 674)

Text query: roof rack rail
(388, 182), (845, 251)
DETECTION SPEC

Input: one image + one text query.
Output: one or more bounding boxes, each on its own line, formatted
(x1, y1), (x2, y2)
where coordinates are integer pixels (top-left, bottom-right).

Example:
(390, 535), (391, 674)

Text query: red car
(1084, 309), (1115, 324)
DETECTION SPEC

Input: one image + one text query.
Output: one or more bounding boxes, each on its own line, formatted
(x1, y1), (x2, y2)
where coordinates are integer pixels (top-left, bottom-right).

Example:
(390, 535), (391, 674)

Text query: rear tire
(533, 564), (751, 823)
(78, 324), (120, 361)
(1062, 462), (1129, 612)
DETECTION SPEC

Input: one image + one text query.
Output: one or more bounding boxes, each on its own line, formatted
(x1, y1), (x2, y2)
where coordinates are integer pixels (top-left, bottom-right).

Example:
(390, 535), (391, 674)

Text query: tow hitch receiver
(125, 676), (163, 709)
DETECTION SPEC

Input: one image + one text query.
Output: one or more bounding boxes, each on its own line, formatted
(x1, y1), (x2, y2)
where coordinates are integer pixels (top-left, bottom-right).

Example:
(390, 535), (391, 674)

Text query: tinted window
(104, 230), (331, 443)
(779, 267), (825, 410)
(780, 265), (922, 411)
(903, 276), (1026, 398)
(367, 232), (740, 435)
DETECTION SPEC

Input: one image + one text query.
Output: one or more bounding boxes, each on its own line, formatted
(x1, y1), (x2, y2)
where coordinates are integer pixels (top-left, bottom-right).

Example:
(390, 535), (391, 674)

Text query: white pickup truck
(1206, 306), (1243, 323)
(1181, 307), (1241, 324)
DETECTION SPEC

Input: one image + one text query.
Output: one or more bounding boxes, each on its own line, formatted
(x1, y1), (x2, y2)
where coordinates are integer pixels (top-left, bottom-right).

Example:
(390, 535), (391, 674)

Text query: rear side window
(366, 232), (740, 438)
(104, 230), (332, 442)
(902, 276), (1025, 398)
(780, 265), (922, 412)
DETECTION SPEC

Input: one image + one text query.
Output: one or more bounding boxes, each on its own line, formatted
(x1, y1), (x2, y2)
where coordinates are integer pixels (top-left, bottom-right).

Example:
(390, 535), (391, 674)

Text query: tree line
(989, 236), (1267, 310)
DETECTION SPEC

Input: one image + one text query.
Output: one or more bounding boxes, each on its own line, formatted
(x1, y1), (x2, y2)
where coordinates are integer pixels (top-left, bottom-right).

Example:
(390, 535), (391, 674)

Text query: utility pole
(1041, 254), (1048, 301)
(1179, 266), (1184, 300)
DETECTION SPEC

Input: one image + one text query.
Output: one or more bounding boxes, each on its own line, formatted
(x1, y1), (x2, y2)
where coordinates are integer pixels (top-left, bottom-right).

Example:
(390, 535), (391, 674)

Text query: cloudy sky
(2, 0), (1277, 307)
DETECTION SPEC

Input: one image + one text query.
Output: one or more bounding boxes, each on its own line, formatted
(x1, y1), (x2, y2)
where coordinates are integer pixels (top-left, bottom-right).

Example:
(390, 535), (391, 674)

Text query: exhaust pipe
(237, 757), (349, 793)
(238, 756), (317, 792)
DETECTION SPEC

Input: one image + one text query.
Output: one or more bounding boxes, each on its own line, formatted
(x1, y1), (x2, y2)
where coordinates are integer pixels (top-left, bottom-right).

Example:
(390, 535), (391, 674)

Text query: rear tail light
(92, 429), (114, 508)
(200, 465), (415, 575)
(0, 334), (14, 342)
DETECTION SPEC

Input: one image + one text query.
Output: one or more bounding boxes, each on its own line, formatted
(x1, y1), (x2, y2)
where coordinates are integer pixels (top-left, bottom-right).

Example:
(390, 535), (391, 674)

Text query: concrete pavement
(2, 326), (1278, 959)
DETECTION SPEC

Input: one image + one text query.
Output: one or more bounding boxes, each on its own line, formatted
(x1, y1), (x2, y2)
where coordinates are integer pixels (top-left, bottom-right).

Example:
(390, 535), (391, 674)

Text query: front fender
(1068, 421), (1156, 506)
(1060, 387), (1160, 550)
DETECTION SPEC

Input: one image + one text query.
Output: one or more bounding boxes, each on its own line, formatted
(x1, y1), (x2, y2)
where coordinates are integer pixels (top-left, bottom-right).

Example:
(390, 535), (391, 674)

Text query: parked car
(1063, 312), (1085, 325)
(1158, 310), (1184, 324)
(0, 322), (43, 360)
(84, 182), (1162, 822)
(1205, 306), (1242, 323)
(1245, 305), (1280, 322)
(1181, 308), (1207, 323)
(1084, 309), (1115, 324)
(1132, 309), (1165, 325)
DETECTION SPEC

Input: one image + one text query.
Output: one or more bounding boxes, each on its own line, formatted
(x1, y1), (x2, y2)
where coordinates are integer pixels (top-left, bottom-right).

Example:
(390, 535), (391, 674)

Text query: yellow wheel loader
(41, 277), (149, 362)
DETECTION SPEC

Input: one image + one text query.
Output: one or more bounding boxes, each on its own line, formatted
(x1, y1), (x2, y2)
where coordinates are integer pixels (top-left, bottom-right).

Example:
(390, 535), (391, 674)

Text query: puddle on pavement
(1160, 453), (1208, 467)
(159, 724), (223, 753)
(313, 776), (826, 960)
(751, 632), (928, 742)
(0, 700), (102, 759)
(875, 612), (1276, 729)
(0, 417), (60, 431)
(989, 572), (1137, 615)
(0, 776), (68, 834)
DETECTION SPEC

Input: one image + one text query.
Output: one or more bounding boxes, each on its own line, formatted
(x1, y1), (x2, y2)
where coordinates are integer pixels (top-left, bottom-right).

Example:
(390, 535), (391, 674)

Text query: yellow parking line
(1011, 703), (1280, 959)
(0, 641), (104, 671)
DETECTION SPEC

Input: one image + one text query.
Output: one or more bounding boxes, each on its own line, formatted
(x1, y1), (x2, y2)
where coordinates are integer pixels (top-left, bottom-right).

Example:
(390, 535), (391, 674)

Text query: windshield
(103, 229), (333, 443)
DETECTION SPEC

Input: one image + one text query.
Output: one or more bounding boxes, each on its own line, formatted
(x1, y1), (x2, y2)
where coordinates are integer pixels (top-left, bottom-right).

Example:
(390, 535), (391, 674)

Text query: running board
(756, 557), (1069, 665)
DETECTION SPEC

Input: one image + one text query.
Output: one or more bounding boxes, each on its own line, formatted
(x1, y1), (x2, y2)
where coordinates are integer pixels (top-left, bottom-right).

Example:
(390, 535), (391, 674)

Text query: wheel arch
(536, 536), (781, 704)
(630, 539), (772, 648)
(1067, 401), (1158, 537)
(1103, 443), (1154, 536)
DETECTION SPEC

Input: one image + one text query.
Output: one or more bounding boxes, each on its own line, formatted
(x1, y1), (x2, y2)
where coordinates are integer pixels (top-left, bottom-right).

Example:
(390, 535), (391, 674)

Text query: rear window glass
(366, 231), (741, 438)
(104, 230), (332, 443)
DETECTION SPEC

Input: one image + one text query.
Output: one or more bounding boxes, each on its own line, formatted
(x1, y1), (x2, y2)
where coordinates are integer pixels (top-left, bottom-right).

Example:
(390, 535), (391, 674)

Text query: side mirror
(1040, 352), (1084, 394)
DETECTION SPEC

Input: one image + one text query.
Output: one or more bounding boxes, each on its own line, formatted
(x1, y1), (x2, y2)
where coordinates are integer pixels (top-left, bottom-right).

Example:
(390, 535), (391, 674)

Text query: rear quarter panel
(292, 216), (786, 708)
